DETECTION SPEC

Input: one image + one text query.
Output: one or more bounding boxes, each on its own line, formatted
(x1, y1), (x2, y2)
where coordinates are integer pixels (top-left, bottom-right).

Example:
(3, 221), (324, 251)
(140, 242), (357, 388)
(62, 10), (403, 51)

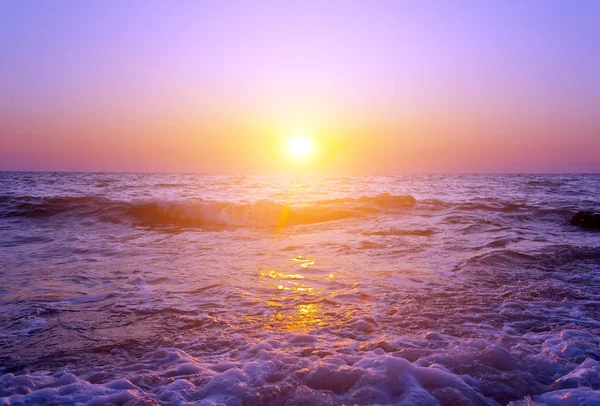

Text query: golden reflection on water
(271, 303), (324, 331)
(260, 269), (304, 280)
(290, 256), (315, 268)
(255, 255), (338, 332)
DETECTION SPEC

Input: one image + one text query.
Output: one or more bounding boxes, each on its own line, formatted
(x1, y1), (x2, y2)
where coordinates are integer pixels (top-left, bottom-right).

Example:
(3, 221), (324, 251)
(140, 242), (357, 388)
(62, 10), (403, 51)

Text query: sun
(287, 133), (315, 159)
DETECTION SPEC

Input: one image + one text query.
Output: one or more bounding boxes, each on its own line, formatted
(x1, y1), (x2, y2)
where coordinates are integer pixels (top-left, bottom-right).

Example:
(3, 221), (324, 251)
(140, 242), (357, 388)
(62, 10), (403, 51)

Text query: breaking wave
(0, 193), (416, 228)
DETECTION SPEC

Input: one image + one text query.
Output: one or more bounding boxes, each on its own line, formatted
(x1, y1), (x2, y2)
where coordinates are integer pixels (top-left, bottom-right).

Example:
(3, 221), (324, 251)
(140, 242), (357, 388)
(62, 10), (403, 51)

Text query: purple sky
(1, 0), (599, 173)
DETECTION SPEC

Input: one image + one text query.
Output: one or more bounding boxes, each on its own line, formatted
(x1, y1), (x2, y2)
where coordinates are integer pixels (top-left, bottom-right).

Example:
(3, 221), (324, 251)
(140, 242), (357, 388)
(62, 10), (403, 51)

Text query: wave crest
(0, 193), (416, 228)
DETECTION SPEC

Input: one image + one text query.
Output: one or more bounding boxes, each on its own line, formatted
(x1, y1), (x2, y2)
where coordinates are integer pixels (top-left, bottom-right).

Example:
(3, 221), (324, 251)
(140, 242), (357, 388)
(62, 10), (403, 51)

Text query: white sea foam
(3, 328), (600, 405)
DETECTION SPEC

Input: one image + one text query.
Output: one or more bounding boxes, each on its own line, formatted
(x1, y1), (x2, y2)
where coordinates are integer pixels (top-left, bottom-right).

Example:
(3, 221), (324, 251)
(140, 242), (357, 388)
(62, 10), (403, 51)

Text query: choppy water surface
(1, 172), (600, 405)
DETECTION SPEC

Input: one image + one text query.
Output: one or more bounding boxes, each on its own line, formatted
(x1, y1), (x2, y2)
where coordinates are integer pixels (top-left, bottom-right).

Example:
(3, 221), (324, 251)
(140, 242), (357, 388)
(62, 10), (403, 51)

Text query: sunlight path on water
(266, 177), (329, 332)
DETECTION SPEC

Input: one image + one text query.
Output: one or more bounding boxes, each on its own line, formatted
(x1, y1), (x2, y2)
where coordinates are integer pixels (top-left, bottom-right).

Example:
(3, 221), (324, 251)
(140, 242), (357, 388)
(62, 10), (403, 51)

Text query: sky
(1, 0), (599, 173)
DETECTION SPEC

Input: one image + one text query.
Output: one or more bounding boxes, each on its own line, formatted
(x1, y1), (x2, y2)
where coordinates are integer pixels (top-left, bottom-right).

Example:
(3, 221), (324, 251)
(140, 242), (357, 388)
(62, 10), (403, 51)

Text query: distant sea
(1, 172), (600, 405)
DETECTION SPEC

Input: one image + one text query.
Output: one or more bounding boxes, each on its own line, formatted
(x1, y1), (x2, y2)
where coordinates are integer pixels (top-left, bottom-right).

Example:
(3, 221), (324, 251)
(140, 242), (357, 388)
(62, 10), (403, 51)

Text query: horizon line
(2, 169), (600, 176)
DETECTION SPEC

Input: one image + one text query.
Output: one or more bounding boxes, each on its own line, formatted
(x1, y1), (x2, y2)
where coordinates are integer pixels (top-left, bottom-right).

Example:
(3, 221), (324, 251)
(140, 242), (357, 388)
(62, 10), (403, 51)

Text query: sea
(1, 172), (599, 405)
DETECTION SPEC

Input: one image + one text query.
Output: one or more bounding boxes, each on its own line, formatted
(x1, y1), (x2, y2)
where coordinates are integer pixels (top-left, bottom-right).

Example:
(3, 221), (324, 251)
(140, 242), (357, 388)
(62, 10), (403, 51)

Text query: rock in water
(571, 211), (600, 229)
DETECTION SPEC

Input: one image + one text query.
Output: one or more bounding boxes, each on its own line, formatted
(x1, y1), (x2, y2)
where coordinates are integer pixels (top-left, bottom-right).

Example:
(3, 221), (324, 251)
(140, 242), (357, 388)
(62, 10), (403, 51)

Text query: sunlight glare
(287, 133), (315, 159)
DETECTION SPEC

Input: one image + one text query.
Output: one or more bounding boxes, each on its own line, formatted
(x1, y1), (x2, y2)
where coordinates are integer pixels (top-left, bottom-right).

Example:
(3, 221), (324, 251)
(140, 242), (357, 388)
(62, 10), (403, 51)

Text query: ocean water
(1, 172), (599, 406)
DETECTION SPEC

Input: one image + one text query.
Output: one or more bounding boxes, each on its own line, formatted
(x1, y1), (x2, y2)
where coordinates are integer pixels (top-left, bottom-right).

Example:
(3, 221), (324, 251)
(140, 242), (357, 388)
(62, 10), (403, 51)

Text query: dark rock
(571, 211), (600, 229)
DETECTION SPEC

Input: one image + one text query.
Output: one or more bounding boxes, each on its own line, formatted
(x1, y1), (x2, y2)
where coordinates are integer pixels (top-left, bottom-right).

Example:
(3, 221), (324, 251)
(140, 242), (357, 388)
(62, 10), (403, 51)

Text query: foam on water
(3, 330), (600, 405)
